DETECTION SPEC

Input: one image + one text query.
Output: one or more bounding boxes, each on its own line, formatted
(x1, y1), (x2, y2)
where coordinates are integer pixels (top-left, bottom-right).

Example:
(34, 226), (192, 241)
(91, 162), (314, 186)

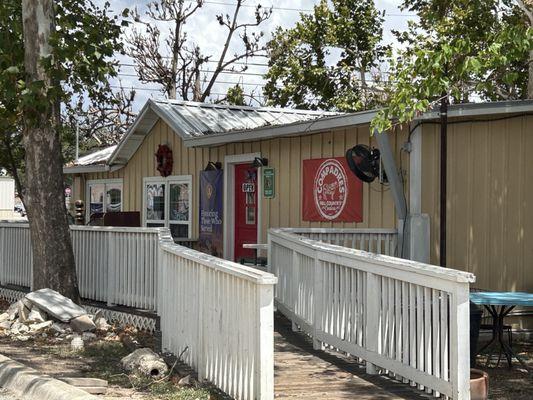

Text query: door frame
(223, 152), (263, 261)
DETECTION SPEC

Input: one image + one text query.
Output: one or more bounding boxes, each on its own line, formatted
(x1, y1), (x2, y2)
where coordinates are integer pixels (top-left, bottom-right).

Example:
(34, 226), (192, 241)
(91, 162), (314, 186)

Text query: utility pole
(75, 121), (79, 162)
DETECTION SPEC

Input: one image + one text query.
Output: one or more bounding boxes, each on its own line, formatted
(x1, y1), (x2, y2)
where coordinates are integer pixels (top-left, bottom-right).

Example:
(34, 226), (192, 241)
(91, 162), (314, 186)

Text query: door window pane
(89, 184), (104, 218)
(146, 183), (165, 221)
(106, 184), (122, 212)
(169, 183), (189, 222)
(170, 223), (189, 239)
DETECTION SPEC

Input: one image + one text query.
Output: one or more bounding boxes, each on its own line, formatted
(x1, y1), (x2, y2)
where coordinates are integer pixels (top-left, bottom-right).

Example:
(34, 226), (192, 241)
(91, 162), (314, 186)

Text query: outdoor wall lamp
(251, 157), (268, 168)
(204, 161), (222, 171)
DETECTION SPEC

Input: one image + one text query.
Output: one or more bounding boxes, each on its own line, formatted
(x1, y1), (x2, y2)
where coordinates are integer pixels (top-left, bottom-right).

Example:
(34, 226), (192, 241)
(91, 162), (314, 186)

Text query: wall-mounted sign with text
(263, 167), (275, 198)
(242, 182), (255, 193)
(302, 157), (362, 222)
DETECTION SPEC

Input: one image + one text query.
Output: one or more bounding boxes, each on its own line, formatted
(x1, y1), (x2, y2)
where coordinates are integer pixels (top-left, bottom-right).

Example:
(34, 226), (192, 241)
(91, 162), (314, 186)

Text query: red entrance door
(234, 163), (258, 262)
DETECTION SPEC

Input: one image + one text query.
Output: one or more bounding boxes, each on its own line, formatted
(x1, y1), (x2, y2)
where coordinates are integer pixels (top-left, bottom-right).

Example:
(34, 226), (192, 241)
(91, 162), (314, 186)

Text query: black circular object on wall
(345, 144), (381, 183)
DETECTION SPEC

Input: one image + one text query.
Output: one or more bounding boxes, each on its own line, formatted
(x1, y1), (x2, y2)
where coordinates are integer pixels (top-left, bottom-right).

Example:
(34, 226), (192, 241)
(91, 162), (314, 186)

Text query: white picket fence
(158, 230), (276, 400)
(0, 222), (277, 400)
(71, 226), (160, 310)
(0, 223), (32, 287)
(283, 228), (398, 256)
(0, 223), (160, 310)
(269, 228), (475, 400)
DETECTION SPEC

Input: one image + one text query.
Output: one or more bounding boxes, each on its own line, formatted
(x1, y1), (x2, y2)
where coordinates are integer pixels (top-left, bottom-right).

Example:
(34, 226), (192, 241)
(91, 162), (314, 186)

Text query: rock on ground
(121, 348), (169, 379)
(70, 315), (96, 333)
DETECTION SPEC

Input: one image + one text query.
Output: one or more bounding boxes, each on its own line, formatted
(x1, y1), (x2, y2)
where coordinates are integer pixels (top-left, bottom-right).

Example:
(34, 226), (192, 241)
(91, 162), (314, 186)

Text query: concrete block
(26, 289), (86, 323)
(70, 315), (96, 333)
(0, 354), (98, 400)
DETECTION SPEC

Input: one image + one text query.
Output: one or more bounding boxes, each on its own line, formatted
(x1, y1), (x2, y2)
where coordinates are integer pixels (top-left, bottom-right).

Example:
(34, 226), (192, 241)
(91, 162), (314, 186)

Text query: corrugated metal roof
(106, 100), (339, 166)
(67, 145), (117, 167)
(152, 100), (339, 138)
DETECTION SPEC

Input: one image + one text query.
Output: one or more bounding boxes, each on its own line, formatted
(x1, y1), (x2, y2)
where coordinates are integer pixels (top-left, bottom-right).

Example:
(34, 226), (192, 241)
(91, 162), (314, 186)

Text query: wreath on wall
(155, 144), (173, 177)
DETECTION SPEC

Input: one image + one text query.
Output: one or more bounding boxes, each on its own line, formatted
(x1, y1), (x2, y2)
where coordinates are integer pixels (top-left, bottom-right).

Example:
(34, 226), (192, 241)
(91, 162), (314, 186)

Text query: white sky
(97, 0), (415, 111)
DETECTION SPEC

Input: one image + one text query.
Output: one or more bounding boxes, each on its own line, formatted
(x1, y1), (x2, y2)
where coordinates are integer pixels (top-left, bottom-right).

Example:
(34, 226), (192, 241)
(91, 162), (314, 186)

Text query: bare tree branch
(127, 0), (271, 102)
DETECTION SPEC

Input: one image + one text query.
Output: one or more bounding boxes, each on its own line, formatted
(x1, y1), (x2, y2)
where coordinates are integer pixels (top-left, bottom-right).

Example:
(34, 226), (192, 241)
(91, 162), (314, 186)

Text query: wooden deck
(274, 313), (430, 399)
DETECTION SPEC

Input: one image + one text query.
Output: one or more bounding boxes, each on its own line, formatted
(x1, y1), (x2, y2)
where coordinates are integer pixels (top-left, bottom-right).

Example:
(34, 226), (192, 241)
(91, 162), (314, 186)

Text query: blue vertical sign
(198, 170), (224, 257)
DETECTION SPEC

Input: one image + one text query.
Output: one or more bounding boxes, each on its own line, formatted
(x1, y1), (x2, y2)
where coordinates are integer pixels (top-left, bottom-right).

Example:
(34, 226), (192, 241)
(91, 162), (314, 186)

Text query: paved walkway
(274, 313), (430, 400)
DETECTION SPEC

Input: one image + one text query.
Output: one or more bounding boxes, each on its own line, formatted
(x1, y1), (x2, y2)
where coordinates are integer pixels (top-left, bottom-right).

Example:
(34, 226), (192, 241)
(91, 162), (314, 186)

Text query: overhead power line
(119, 65), (267, 77)
(185, 0), (417, 17)
(110, 84), (267, 98)
(119, 60), (269, 68)
(116, 73), (267, 87)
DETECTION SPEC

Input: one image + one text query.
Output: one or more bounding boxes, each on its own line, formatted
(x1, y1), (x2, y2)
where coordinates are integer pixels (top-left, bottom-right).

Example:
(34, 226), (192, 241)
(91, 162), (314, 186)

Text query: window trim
(142, 175), (193, 239)
(85, 178), (123, 222)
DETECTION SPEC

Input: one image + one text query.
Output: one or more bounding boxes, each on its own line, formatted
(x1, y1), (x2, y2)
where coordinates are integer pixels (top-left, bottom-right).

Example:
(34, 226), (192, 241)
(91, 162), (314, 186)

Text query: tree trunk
(529, 49), (533, 99)
(21, 0), (80, 302)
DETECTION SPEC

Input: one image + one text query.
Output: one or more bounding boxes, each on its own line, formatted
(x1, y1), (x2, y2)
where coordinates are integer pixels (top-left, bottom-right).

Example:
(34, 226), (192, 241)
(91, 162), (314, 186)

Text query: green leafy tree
(225, 84), (246, 106)
(0, 0), (128, 300)
(373, 0), (533, 133)
(0, 1), (130, 194)
(264, 0), (387, 111)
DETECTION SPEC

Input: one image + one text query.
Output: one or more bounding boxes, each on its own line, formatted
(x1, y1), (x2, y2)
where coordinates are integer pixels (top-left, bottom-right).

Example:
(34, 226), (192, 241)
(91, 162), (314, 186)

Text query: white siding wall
(0, 178), (15, 218)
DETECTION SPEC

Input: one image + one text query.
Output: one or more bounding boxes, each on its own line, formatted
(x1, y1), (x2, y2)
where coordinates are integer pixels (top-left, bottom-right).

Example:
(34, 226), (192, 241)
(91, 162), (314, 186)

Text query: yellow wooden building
(65, 99), (533, 294)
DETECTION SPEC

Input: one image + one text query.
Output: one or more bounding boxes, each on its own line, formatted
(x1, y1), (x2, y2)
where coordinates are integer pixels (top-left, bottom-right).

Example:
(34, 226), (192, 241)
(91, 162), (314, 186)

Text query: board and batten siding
(73, 120), (409, 241)
(421, 114), (533, 294)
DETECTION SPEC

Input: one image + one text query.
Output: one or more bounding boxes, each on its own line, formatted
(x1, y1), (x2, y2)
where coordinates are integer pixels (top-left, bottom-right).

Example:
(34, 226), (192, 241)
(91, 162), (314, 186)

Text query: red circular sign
(313, 159), (348, 220)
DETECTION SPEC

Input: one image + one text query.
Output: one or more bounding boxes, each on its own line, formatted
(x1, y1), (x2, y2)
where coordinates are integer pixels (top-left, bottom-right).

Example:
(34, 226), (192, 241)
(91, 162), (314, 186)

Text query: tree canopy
(372, 0), (533, 132)
(264, 0), (388, 111)
(0, 0), (130, 195)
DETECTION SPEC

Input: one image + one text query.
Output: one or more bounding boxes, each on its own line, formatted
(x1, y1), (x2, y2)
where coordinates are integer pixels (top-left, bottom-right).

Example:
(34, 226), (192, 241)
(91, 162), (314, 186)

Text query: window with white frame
(143, 176), (192, 239)
(86, 179), (123, 222)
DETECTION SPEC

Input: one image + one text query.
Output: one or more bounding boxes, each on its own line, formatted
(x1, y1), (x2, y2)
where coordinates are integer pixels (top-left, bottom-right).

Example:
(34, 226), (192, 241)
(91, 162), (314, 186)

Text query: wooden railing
(158, 229), (276, 400)
(269, 228), (475, 400)
(282, 228), (398, 256)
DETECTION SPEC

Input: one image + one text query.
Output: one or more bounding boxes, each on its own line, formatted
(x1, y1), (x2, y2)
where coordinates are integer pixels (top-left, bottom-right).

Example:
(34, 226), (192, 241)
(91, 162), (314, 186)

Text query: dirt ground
(0, 299), (226, 400)
(474, 339), (533, 400)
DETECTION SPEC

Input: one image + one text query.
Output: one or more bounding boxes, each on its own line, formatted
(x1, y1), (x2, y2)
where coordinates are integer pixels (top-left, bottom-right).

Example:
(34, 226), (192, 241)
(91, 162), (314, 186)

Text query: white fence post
(365, 271), (379, 375)
(450, 282), (471, 400)
(256, 283), (275, 400)
(107, 231), (115, 307)
(312, 254), (323, 350)
(196, 264), (205, 382)
(291, 249), (299, 332)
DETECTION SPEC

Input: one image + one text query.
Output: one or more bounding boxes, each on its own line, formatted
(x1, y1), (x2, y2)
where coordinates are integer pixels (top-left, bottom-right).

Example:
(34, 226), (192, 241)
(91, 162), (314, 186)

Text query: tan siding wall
(73, 120), (408, 241)
(421, 115), (533, 292)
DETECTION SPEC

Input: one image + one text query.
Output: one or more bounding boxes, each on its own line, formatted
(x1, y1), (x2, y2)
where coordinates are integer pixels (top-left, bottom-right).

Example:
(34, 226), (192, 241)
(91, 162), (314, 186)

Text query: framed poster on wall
(302, 157), (363, 222)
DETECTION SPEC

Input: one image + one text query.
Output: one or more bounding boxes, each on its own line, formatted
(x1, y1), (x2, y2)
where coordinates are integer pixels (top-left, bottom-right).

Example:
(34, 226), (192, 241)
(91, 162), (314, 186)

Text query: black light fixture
(204, 161), (222, 171)
(251, 157), (268, 168)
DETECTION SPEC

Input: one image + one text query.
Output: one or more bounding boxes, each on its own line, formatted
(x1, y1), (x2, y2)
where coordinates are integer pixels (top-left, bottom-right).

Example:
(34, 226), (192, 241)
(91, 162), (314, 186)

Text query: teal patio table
(470, 291), (533, 369)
